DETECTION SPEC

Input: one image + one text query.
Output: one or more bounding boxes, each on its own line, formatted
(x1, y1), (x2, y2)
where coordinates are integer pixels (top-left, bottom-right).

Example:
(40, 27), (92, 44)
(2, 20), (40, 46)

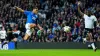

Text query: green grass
(0, 49), (100, 56)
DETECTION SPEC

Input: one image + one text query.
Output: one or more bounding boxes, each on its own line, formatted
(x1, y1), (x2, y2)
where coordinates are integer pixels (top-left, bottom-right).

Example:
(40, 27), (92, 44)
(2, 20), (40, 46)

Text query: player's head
(87, 8), (92, 16)
(32, 7), (38, 14)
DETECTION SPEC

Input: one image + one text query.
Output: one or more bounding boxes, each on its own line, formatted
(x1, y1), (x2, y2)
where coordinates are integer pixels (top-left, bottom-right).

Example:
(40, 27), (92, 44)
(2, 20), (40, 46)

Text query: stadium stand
(0, 0), (100, 42)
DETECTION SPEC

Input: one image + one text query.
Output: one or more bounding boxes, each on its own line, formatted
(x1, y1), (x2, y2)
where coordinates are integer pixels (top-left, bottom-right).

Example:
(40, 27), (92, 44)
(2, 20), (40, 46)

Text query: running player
(14, 6), (43, 41)
(77, 1), (97, 51)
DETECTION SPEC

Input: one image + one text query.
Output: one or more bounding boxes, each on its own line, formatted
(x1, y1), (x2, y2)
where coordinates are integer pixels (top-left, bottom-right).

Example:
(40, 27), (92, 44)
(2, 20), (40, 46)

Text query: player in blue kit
(14, 6), (43, 41)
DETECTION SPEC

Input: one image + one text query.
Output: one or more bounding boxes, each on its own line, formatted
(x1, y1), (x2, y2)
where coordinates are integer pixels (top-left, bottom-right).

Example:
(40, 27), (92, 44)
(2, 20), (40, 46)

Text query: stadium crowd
(0, 0), (100, 42)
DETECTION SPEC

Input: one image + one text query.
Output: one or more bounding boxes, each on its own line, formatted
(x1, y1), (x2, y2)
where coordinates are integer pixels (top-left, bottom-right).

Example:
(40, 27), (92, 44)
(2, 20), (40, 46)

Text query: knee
(30, 24), (36, 28)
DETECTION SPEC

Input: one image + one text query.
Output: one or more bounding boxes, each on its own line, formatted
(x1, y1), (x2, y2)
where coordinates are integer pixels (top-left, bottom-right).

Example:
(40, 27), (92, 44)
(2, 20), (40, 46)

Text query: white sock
(88, 44), (91, 47)
(83, 38), (87, 42)
(91, 43), (96, 50)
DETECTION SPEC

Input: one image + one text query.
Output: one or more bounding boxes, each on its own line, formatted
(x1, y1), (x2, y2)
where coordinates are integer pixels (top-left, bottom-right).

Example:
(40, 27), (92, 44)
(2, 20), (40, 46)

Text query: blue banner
(0, 42), (15, 50)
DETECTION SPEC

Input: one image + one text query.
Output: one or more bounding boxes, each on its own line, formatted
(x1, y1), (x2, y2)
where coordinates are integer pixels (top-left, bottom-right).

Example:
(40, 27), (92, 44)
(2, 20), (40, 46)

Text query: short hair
(87, 8), (93, 14)
(33, 6), (38, 9)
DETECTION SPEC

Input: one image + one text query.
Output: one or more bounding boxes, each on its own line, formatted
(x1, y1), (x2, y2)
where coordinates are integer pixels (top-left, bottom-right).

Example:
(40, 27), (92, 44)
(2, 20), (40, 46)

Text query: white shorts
(25, 23), (34, 36)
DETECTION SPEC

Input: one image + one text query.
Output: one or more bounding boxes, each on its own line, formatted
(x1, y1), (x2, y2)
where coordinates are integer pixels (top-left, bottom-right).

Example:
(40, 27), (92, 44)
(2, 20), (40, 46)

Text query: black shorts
(85, 28), (93, 33)
(6, 33), (17, 41)
(84, 28), (93, 38)
(0, 39), (5, 42)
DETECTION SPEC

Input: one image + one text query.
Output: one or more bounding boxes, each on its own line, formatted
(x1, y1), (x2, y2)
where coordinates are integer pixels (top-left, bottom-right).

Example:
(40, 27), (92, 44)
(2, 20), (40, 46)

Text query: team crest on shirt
(32, 16), (36, 20)
(32, 15), (37, 21)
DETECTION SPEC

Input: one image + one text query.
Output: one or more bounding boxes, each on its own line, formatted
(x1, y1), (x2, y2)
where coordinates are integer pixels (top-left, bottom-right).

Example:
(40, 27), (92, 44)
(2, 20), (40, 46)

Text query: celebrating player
(77, 1), (97, 51)
(14, 6), (43, 41)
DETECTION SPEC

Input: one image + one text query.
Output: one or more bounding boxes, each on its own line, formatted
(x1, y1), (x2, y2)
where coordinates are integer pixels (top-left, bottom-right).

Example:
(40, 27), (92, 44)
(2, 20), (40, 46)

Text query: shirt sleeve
(24, 11), (30, 15)
(93, 16), (97, 21)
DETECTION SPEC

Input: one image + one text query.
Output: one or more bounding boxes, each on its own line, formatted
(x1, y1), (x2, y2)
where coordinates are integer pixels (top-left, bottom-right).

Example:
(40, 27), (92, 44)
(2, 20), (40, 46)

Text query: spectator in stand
(0, 0), (99, 42)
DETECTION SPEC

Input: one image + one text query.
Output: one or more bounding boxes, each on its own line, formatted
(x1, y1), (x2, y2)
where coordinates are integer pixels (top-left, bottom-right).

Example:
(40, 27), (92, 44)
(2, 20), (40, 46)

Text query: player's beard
(88, 14), (91, 17)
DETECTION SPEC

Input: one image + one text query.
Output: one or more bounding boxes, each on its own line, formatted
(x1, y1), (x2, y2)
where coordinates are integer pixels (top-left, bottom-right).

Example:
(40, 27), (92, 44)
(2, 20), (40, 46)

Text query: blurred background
(0, 0), (100, 42)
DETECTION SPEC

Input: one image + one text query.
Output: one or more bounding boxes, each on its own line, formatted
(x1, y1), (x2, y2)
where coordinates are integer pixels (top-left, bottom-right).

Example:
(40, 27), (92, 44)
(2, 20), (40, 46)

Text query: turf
(0, 49), (100, 56)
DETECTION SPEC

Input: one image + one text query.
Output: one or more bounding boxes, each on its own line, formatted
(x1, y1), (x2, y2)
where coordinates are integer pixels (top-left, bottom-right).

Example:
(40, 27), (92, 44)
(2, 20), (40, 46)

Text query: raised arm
(94, 16), (98, 31)
(15, 6), (24, 13)
(77, 2), (84, 16)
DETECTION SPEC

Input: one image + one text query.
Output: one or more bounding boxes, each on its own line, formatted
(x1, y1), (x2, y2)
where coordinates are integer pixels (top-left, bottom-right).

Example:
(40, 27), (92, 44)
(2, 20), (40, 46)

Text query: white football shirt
(83, 14), (97, 29)
(0, 30), (7, 39)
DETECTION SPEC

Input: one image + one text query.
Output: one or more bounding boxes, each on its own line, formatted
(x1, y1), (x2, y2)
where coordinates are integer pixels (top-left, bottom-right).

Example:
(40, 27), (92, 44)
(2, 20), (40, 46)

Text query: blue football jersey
(24, 11), (38, 24)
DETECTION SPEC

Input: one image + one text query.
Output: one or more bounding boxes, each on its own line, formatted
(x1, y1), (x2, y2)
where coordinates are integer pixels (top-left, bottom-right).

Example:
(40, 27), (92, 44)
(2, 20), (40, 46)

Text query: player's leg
(23, 23), (35, 41)
(23, 33), (30, 40)
(12, 37), (18, 49)
(23, 24), (34, 41)
(91, 33), (97, 51)
(23, 28), (34, 41)
(88, 30), (97, 51)
(83, 29), (93, 42)
(83, 28), (96, 51)
(1, 39), (8, 49)
(29, 24), (36, 29)
(83, 28), (88, 43)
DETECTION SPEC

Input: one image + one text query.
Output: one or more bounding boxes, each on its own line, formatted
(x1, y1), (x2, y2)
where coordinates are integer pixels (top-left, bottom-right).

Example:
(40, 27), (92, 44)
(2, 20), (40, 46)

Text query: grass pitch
(0, 49), (99, 56)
